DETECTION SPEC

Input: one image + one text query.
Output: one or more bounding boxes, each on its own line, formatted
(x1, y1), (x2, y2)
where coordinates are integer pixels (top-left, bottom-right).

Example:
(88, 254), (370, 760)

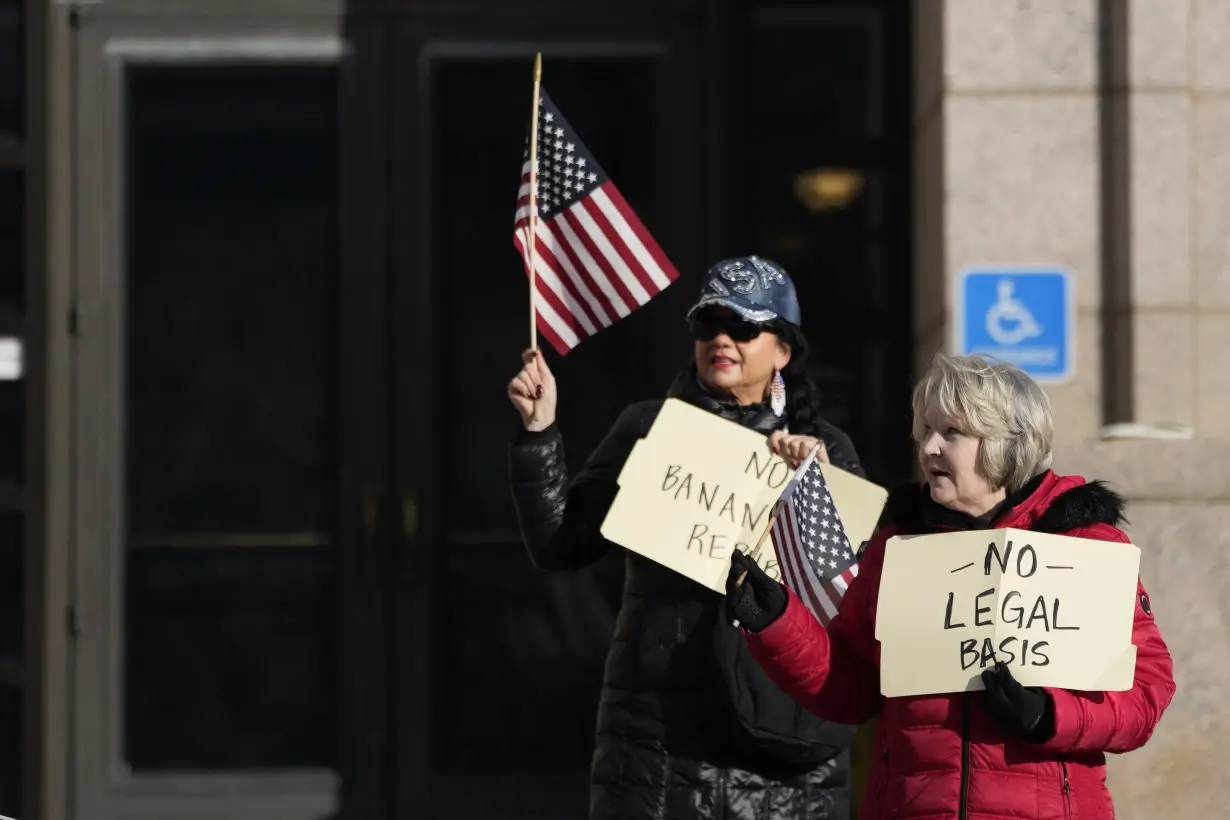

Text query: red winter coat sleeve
(1034, 524), (1176, 755)
(742, 532), (888, 725)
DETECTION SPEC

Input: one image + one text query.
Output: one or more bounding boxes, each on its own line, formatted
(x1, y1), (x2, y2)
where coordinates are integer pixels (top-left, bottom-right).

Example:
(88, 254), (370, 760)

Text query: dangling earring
(770, 370), (787, 417)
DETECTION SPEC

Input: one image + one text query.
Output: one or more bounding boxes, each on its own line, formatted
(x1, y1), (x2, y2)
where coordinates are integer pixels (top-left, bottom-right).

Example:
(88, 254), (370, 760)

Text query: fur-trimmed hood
(878, 470), (1128, 536)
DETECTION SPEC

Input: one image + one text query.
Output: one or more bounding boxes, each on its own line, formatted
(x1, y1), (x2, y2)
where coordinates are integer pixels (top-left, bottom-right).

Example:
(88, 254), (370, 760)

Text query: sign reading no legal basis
(875, 529), (1141, 698)
(599, 399), (888, 594)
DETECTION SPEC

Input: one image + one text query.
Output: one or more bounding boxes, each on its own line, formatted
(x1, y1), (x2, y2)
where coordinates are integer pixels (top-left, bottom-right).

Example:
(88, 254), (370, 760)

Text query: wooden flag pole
(731, 502), (782, 627)
(734, 444), (822, 588)
(736, 503), (783, 587)
(527, 53), (543, 351)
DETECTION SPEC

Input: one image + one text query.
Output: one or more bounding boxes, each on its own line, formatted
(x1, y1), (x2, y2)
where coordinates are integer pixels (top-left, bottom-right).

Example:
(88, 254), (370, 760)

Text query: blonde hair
(910, 353), (1054, 492)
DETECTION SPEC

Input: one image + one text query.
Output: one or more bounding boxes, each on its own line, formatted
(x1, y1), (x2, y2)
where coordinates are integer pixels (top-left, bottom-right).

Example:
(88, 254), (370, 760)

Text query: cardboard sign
(875, 529), (1141, 697)
(599, 398), (888, 594)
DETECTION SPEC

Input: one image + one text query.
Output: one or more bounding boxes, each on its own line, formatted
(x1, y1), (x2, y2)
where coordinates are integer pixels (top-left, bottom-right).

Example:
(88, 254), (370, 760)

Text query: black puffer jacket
(509, 372), (864, 820)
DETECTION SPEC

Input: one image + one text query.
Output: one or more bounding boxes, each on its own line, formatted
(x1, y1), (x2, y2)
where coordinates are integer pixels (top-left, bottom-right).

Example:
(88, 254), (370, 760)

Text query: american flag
(770, 451), (860, 627)
(513, 89), (679, 355)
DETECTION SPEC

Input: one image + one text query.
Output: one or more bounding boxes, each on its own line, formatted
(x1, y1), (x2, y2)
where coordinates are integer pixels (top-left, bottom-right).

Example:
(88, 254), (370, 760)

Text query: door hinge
(67, 304), (79, 336)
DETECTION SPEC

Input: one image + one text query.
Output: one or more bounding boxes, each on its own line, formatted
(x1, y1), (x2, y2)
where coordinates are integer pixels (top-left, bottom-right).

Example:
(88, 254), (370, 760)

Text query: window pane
(431, 58), (657, 773)
(732, 8), (914, 487)
(750, 11), (879, 140)
(0, 686), (17, 818)
(0, 172), (22, 311)
(0, 513), (20, 660)
(0, 2), (20, 136)
(806, 337), (900, 486)
(123, 64), (338, 771)
(738, 11), (888, 307)
(126, 548), (334, 768)
(748, 171), (888, 313)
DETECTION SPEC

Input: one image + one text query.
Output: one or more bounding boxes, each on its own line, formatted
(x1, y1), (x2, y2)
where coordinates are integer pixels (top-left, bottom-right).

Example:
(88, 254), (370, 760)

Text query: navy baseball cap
(684, 255), (801, 327)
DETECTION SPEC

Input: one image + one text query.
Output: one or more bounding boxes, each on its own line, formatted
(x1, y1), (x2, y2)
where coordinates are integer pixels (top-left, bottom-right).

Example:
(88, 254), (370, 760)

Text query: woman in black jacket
(506, 256), (862, 820)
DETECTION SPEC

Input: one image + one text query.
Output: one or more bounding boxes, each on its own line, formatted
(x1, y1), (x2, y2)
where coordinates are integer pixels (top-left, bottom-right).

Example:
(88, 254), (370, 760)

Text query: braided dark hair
(771, 320), (825, 438)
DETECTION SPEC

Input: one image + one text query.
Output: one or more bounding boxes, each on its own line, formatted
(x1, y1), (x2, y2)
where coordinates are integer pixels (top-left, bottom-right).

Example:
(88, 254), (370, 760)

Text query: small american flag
(770, 451), (860, 627)
(513, 89), (679, 354)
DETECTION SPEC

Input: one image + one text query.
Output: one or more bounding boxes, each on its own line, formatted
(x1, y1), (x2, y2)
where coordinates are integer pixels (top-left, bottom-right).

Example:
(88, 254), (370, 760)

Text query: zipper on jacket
(875, 747), (889, 811)
(958, 693), (971, 820)
(1060, 759), (1072, 817)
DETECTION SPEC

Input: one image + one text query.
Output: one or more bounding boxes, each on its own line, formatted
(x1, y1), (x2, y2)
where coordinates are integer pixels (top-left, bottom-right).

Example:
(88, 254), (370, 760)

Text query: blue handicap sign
(956, 268), (1073, 382)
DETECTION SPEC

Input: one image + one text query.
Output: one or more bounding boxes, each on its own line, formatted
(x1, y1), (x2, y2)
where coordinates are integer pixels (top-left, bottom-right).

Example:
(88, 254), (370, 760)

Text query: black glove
(724, 549), (788, 632)
(979, 662), (1056, 742)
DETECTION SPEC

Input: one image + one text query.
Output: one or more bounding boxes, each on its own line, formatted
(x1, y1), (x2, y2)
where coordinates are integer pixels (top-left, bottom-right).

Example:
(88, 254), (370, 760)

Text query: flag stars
(769, 460), (858, 592)
(522, 100), (607, 218)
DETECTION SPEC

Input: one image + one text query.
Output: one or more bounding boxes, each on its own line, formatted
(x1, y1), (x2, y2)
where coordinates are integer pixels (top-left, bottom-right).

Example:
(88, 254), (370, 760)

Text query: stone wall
(913, 0), (1228, 815)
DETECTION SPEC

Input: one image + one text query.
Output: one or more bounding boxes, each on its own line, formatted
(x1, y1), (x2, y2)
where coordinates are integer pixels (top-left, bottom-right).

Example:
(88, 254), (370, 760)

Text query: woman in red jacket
(725, 353), (1176, 820)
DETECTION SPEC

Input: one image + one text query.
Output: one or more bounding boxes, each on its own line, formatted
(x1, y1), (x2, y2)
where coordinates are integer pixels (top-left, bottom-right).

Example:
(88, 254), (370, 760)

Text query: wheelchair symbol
(985, 279), (1043, 346)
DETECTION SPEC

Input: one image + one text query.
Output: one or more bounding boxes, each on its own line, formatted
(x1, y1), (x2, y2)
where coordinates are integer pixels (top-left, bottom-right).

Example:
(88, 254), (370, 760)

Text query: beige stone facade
(913, 1), (1225, 815)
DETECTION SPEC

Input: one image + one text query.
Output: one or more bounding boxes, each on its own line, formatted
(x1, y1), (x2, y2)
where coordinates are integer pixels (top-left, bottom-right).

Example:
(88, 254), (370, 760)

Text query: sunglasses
(688, 312), (773, 342)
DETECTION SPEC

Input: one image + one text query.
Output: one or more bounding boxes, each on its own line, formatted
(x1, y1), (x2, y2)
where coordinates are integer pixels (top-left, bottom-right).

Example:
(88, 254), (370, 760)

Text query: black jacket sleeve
(507, 403), (655, 571)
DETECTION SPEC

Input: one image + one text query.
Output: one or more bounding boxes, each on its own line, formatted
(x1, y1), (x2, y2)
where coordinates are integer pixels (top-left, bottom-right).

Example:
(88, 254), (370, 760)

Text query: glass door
(389, 21), (699, 819)
(70, 14), (391, 820)
(722, 3), (914, 486)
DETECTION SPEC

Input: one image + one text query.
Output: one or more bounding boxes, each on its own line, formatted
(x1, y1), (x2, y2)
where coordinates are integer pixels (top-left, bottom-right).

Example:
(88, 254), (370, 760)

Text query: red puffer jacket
(744, 471), (1176, 820)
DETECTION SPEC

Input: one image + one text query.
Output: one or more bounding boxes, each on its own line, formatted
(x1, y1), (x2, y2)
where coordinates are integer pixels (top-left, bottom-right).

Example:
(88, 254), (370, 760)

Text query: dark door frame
(18, 2), (75, 820)
(388, 11), (703, 818)
(61, 9), (391, 820)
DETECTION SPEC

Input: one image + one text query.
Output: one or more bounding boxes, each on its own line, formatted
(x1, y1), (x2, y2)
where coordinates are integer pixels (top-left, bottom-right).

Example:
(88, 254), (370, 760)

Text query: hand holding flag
(768, 447), (860, 627)
(729, 446), (861, 629)
(506, 347), (558, 432)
